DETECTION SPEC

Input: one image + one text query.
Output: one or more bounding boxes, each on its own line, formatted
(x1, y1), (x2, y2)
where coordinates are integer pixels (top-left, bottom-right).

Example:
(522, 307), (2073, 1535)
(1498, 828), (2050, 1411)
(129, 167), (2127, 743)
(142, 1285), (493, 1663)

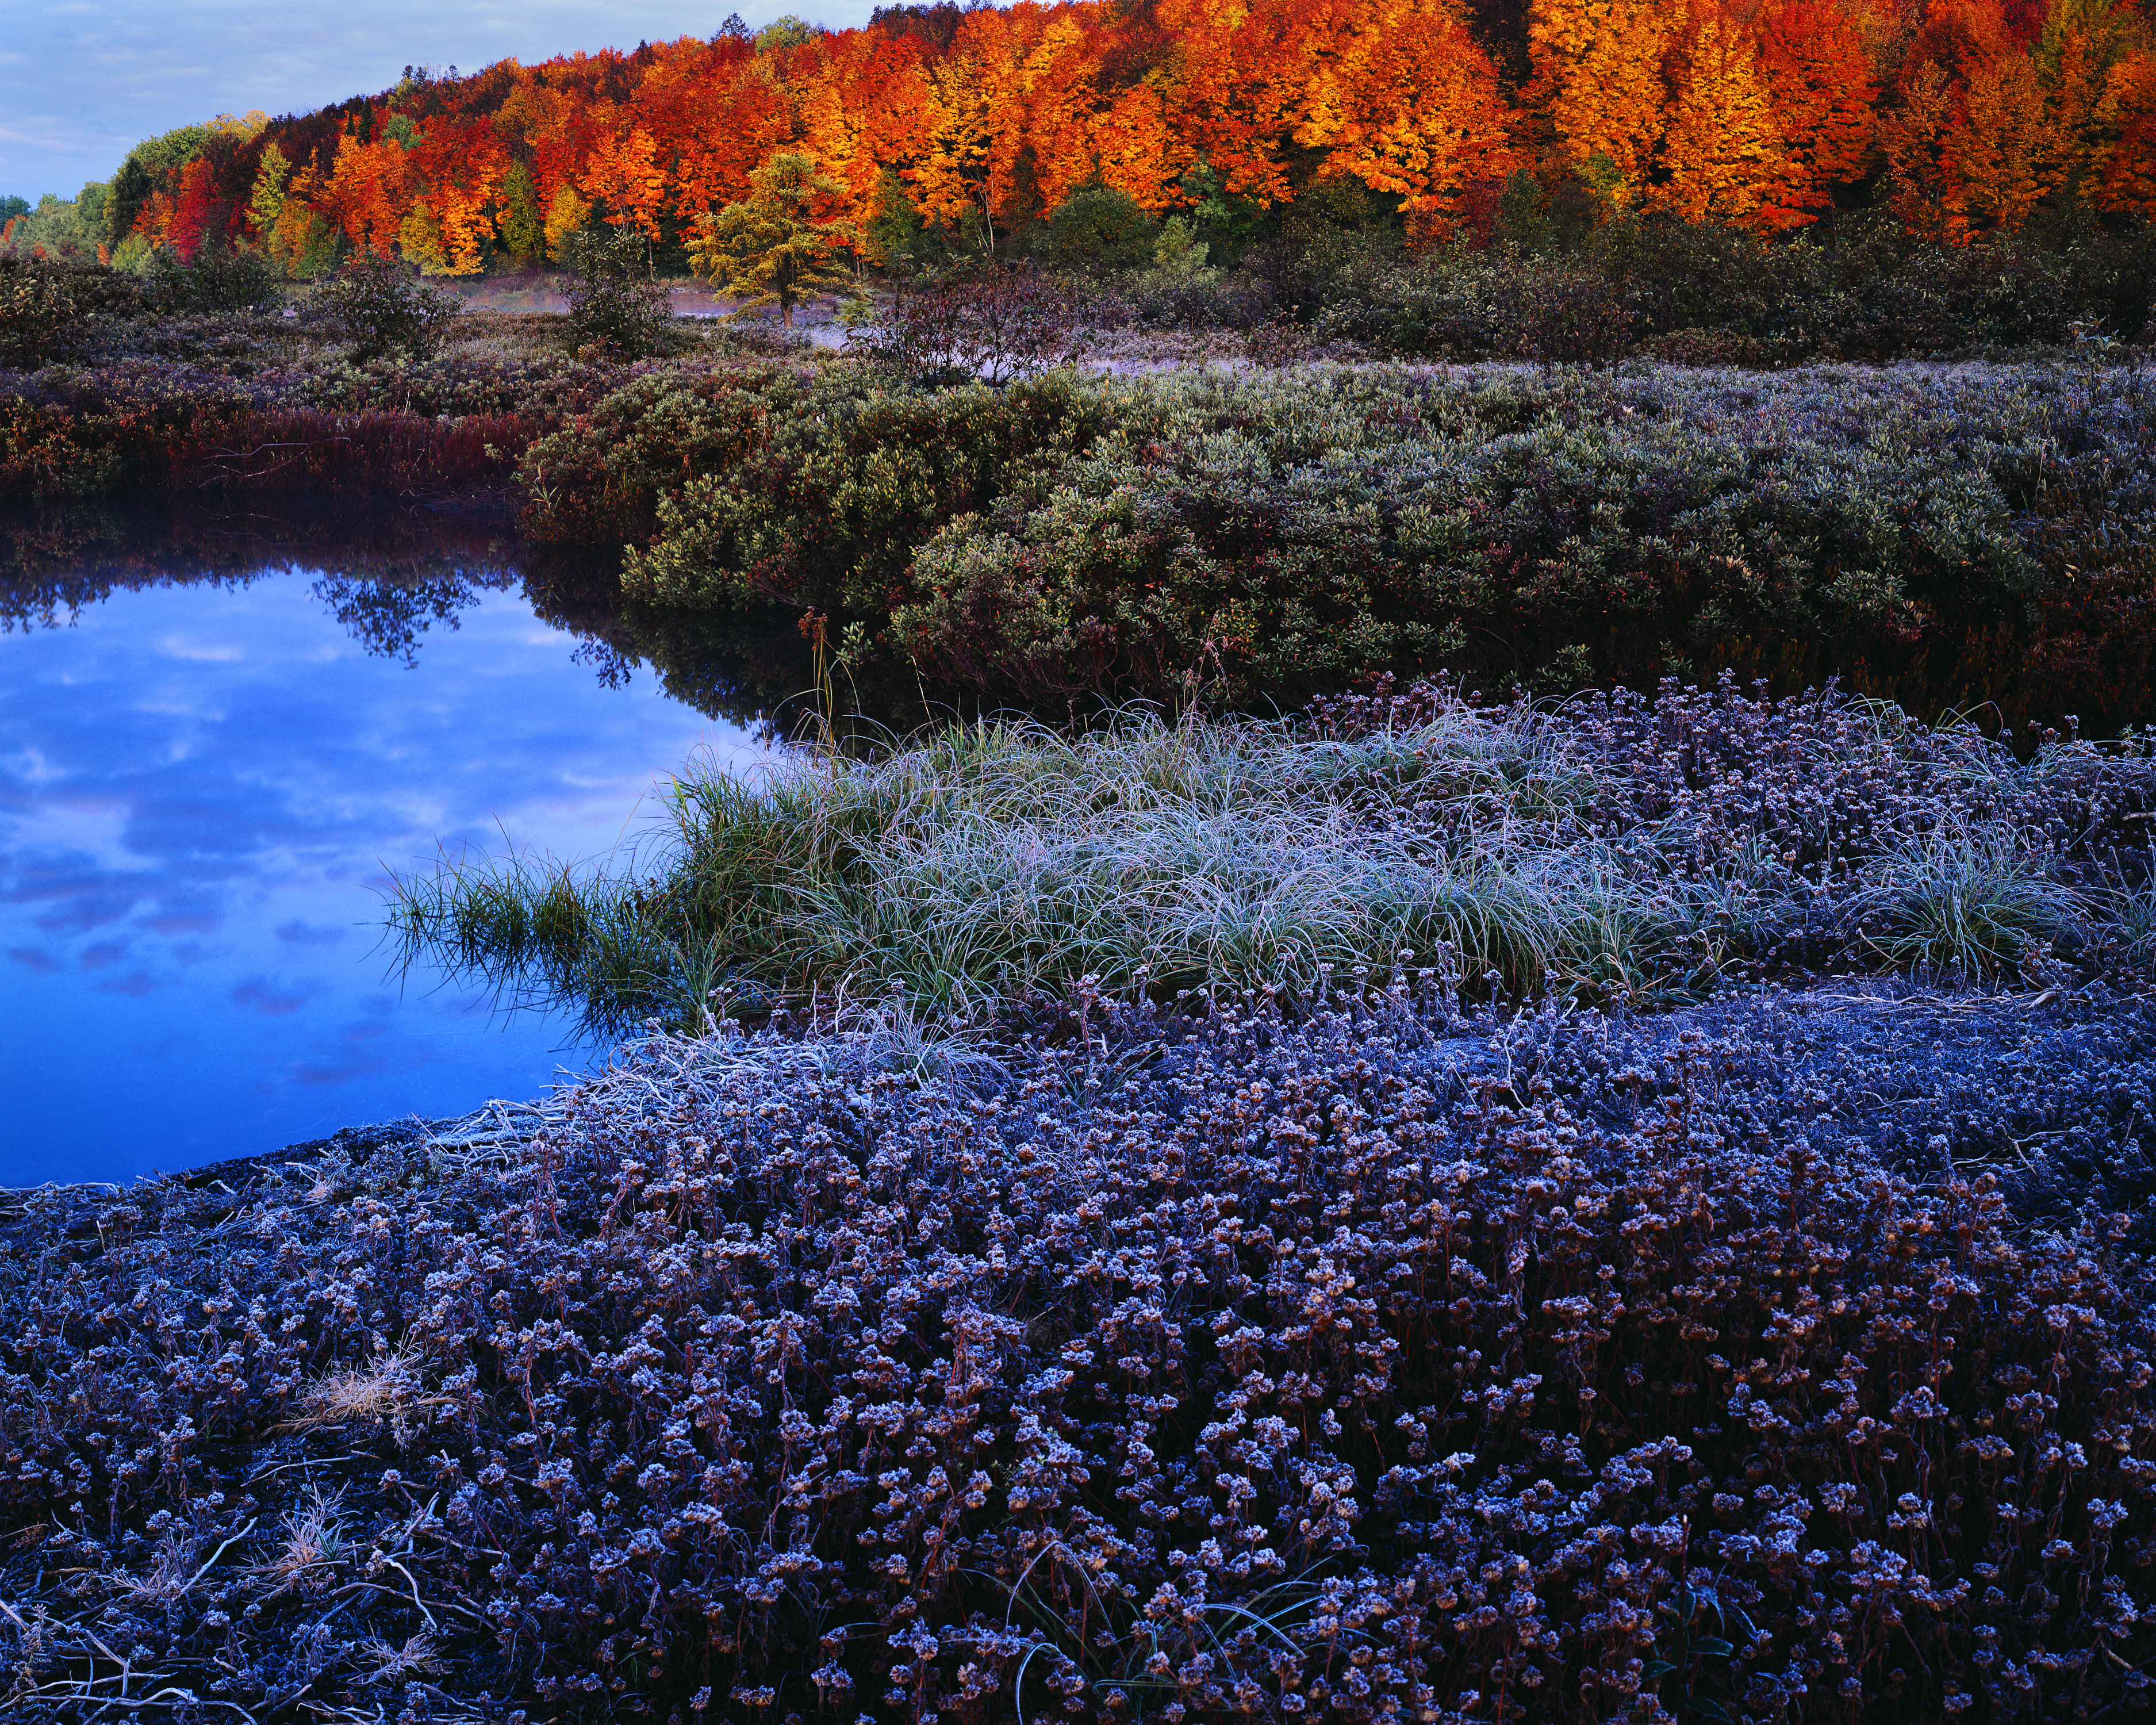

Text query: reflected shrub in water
(0, 500), (525, 635)
(5, 984), (2156, 1721)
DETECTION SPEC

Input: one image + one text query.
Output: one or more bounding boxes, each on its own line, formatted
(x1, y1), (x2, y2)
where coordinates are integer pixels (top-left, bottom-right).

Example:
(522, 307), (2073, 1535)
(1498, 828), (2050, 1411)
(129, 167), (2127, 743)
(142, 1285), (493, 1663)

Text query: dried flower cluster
(4, 968), (2154, 1723)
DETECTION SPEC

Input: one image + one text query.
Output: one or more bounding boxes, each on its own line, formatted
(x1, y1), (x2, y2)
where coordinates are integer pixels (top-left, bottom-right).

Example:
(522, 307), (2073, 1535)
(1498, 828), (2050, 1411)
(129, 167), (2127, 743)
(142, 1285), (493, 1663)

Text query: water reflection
(0, 504), (791, 1186)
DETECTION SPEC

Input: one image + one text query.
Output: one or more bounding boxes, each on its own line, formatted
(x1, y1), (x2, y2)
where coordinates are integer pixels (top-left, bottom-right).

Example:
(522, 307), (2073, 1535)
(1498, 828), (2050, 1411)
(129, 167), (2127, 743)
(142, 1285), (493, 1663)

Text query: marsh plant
(383, 676), (2156, 1041)
(4, 973), (2156, 1720)
(306, 249), (462, 361)
(529, 359), (2156, 727)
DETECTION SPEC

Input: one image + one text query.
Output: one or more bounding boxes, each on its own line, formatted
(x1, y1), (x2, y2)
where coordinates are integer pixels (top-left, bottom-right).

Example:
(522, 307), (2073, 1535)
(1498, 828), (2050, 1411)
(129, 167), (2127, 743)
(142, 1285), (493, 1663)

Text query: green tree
(754, 14), (821, 52)
(689, 152), (856, 326)
(1150, 216), (1211, 280)
(11, 190), (107, 258)
(497, 161), (545, 262)
(1033, 181), (1158, 275)
(105, 156), (155, 250)
(75, 181), (109, 243)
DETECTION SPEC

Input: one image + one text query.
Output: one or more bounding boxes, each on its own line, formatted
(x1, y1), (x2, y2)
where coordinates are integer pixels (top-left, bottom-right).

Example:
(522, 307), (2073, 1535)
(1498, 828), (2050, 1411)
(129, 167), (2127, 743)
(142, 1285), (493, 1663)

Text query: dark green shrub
(142, 240), (282, 315)
(306, 250), (461, 359)
(616, 369), (1115, 613)
(0, 258), (79, 366)
(1030, 181), (1159, 275)
(1311, 220), (2156, 364)
(871, 365), (2155, 722)
(562, 225), (680, 360)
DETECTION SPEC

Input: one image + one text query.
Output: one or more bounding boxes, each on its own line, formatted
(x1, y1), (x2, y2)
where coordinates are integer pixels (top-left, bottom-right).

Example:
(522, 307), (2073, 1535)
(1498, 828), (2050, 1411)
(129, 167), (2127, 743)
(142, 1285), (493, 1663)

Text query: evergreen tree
(689, 152), (856, 325)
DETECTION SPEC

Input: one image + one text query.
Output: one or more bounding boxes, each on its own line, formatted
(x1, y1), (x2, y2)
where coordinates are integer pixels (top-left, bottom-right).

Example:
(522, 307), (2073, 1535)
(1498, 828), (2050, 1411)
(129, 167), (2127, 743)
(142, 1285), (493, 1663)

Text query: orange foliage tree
(109, 0), (2156, 274)
(1756, 0), (1878, 217)
(1661, 6), (1802, 228)
(1295, 0), (1524, 231)
(1528, 0), (1686, 206)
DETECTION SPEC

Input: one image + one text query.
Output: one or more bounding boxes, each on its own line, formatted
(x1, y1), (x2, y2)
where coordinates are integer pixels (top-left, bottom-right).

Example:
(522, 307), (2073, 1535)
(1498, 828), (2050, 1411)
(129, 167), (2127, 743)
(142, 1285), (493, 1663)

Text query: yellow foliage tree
(1528, 0), (1684, 205)
(689, 152), (857, 325)
(398, 200), (451, 272)
(544, 185), (592, 260)
(1660, 9), (1800, 231)
(247, 143), (292, 244)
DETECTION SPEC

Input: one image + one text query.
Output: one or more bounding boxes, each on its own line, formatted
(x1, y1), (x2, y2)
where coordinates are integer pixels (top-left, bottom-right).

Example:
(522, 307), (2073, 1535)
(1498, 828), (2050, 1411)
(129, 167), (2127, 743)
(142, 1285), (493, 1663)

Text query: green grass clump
(384, 677), (2155, 1034)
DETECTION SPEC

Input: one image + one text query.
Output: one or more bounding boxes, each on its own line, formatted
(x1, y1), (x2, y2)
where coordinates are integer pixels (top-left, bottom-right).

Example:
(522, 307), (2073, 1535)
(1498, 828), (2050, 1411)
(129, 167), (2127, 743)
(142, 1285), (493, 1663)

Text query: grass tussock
(385, 676), (2156, 1035)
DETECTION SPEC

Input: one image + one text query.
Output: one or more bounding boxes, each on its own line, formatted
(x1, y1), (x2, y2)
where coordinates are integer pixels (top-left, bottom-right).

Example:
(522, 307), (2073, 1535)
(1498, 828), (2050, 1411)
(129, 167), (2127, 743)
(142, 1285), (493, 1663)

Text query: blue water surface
(1, 554), (762, 1186)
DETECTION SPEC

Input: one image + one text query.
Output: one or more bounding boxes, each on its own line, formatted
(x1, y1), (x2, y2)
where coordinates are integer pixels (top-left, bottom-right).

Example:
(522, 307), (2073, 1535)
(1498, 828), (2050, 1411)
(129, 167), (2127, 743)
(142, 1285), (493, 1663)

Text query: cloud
(275, 918), (348, 946)
(3, 549), (748, 1184)
(141, 910), (218, 934)
(231, 975), (330, 1016)
(2, 856), (155, 934)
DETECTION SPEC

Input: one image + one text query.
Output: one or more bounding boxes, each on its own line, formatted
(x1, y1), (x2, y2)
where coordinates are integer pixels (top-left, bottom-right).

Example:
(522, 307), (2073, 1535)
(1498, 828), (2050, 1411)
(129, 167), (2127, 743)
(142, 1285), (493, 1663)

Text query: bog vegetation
(7, 6), (2156, 1720)
(7, 942), (2156, 1723)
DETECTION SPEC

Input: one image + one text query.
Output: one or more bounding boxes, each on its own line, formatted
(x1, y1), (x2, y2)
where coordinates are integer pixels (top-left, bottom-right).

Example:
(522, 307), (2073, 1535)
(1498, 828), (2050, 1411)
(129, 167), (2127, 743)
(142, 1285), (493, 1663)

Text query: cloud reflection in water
(1, 563), (760, 1185)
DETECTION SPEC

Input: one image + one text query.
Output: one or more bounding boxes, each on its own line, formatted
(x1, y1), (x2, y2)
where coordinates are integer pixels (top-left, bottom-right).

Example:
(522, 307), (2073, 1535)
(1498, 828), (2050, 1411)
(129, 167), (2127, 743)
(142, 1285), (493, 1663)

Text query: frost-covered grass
(384, 677), (2156, 1036)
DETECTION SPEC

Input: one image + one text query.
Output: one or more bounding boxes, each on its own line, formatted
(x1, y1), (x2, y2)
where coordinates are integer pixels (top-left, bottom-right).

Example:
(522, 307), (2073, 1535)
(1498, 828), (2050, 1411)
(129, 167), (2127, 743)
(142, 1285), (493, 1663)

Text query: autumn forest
(9, 0), (2156, 281)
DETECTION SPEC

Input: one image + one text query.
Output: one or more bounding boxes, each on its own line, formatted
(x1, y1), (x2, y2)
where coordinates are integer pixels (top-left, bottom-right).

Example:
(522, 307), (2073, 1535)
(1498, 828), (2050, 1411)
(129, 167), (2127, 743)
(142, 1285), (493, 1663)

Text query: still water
(1, 513), (766, 1186)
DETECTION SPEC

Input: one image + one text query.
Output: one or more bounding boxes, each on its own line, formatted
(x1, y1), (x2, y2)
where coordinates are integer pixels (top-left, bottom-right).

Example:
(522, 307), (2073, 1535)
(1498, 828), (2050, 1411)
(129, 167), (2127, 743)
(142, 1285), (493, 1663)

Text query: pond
(0, 506), (784, 1187)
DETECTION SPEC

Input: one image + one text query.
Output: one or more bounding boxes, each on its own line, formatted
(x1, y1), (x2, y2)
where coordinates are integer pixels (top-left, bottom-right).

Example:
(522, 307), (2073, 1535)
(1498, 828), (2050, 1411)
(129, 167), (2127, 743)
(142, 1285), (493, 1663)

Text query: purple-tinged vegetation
(3, 971), (2153, 1722)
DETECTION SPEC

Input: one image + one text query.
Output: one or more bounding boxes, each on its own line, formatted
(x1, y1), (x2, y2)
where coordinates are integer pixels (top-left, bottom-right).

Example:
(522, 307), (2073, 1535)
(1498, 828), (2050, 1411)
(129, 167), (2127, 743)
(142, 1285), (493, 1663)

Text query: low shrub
(0, 366), (541, 500)
(874, 364), (2156, 723)
(0, 339), (609, 501)
(165, 406), (542, 495)
(860, 262), (1087, 385)
(594, 361), (2156, 722)
(1311, 219), (2156, 363)
(141, 240), (283, 316)
(306, 250), (462, 360)
(0, 259), (82, 366)
(517, 361), (813, 544)
(7, 982), (2156, 1721)
(561, 226), (684, 361)
(517, 362), (1115, 612)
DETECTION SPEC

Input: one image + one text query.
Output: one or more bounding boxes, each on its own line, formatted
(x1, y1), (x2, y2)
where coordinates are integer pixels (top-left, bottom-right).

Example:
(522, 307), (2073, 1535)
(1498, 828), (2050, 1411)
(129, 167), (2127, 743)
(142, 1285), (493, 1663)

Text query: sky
(3, 1), (878, 205)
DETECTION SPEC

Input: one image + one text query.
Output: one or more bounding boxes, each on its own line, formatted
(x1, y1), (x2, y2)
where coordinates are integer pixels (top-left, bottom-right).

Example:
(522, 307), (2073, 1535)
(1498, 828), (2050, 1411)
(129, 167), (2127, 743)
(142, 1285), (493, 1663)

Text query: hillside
(7, 0), (2156, 282)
